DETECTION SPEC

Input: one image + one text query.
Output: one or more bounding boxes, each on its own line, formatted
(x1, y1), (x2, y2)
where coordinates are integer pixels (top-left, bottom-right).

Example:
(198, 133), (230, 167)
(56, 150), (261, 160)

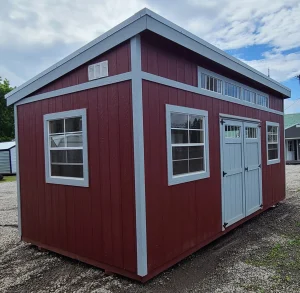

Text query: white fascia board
(144, 12), (290, 98)
(5, 14), (147, 106)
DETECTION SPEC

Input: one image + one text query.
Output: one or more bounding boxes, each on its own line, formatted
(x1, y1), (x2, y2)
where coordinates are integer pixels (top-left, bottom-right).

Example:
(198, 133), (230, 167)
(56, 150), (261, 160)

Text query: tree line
(0, 78), (14, 142)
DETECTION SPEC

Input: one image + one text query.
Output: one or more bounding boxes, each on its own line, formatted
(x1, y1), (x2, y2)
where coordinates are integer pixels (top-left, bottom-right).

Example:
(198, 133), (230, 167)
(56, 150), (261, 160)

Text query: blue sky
(1, 0), (300, 112)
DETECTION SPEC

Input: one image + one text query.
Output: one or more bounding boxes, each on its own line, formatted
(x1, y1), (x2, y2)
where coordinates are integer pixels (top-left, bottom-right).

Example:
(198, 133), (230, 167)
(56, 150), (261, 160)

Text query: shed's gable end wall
(286, 125), (300, 139)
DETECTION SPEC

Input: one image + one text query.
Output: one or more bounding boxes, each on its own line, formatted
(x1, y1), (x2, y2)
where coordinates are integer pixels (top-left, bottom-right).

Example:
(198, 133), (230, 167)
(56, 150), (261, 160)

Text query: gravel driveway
(1, 166), (300, 293)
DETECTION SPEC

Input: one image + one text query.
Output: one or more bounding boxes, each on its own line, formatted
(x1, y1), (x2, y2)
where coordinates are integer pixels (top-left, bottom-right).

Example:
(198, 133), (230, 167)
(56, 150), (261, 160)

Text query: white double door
(220, 118), (262, 229)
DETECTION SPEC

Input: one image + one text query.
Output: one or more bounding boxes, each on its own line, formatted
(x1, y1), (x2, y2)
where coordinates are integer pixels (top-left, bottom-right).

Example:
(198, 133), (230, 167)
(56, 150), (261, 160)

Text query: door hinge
(245, 167), (249, 171)
(260, 204), (263, 208)
(223, 222), (228, 229)
(223, 171), (227, 177)
(258, 164), (261, 168)
(220, 119), (225, 125)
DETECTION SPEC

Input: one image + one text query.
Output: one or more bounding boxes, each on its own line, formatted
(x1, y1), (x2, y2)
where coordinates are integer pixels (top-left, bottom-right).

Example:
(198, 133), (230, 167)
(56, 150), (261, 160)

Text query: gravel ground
(1, 166), (300, 293)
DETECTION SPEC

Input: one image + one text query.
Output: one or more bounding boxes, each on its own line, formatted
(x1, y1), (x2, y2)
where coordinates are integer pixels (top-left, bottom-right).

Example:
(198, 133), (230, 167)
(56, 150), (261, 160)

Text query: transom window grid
(225, 125), (241, 138)
(48, 117), (84, 178)
(199, 68), (269, 108)
(171, 112), (205, 176)
(245, 127), (257, 139)
(201, 73), (222, 94)
(267, 125), (279, 161)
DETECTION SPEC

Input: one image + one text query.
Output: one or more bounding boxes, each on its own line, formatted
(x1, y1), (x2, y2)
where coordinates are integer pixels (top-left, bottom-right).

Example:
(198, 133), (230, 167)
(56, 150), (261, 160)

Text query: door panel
(221, 120), (245, 227)
(221, 119), (262, 229)
(244, 122), (262, 216)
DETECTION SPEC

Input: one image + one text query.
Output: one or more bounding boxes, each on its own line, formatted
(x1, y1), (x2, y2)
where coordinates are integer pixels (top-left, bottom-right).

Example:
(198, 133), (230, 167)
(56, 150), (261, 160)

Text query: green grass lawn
(0, 175), (16, 183)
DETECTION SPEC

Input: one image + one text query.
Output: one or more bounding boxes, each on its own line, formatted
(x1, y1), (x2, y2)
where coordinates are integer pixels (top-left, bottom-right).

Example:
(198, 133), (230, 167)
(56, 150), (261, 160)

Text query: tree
(0, 78), (14, 142)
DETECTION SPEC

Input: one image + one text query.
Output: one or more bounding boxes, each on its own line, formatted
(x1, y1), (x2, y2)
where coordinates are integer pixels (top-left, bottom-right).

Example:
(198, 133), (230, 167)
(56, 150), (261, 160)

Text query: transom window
(166, 105), (210, 185)
(257, 94), (269, 107)
(199, 67), (270, 108)
(244, 89), (256, 103)
(201, 73), (222, 94)
(225, 82), (241, 99)
(266, 122), (280, 165)
(44, 109), (89, 187)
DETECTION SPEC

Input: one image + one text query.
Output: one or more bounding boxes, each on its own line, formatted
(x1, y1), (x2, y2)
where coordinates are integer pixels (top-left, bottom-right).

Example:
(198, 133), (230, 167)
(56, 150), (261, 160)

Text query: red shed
(6, 9), (290, 281)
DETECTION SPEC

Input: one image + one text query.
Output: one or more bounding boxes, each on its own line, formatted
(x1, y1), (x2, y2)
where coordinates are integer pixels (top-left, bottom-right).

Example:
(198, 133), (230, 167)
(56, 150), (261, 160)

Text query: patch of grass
(0, 175), (16, 183)
(245, 237), (300, 286)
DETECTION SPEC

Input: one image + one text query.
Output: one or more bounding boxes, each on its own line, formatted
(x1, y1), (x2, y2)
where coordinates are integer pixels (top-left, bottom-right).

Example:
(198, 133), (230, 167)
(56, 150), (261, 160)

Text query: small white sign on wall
(88, 60), (108, 81)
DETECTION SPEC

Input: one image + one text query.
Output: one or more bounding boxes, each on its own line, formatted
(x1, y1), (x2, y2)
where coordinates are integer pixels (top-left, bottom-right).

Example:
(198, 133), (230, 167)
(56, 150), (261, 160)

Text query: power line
(284, 98), (300, 112)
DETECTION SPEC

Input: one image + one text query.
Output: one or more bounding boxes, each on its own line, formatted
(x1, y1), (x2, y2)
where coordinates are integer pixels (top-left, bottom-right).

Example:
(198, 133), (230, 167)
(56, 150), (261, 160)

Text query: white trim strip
(219, 113), (260, 123)
(141, 72), (284, 116)
(130, 35), (148, 276)
(14, 104), (22, 236)
(16, 72), (132, 106)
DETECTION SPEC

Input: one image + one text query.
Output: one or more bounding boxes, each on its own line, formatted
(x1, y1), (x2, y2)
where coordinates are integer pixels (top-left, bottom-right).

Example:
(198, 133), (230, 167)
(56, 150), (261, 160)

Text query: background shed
(0, 141), (16, 175)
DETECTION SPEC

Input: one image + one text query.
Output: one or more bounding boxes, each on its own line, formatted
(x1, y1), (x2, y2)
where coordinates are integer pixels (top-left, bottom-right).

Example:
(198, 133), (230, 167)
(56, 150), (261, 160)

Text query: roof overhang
(6, 8), (291, 106)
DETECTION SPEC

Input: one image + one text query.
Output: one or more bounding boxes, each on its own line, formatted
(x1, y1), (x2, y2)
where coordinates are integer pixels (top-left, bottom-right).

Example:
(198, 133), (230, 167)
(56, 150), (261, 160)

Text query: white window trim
(198, 67), (269, 108)
(266, 121), (280, 165)
(166, 104), (210, 185)
(43, 108), (89, 187)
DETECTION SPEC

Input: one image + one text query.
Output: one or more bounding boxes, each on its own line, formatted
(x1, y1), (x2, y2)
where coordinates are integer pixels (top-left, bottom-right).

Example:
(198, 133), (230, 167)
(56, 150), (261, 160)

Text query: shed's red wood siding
(18, 81), (137, 273)
(141, 33), (197, 86)
(142, 80), (285, 273)
(141, 32), (284, 112)
(32, 41), (131, 95)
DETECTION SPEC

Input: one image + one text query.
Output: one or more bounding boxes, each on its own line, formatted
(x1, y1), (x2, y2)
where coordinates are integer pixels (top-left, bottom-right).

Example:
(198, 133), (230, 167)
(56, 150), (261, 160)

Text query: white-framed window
(257, 94), (269, 107)
(243, 89), (256, 104)
(266, 121), (280, 165)
(201, 73), (222, 94)
(166, 104), (210, 185)
(198, 67), (270, 109)
(225, 82), (241, 99)
(43, 109), (89, 187)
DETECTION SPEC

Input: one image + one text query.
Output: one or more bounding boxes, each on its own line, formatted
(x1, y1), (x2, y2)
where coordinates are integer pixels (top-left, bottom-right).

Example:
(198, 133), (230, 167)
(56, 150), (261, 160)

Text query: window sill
(46, 176), (89, 187)
(267, 159), (280, 166)
(168, 170), (210, 186)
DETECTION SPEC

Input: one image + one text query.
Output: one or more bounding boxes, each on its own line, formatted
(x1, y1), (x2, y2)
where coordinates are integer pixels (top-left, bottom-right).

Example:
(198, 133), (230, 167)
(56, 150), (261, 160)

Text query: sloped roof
(0, 141), (15, 150)
(285, 113), (300, 129)
(5, 8), (291, 106)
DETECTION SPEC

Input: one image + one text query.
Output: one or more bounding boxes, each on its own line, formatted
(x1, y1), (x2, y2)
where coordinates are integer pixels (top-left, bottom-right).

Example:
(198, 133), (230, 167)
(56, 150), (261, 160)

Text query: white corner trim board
(14, 104), (22, 237)
(141, 72), (284, 116)
(130, 35), (148, 277)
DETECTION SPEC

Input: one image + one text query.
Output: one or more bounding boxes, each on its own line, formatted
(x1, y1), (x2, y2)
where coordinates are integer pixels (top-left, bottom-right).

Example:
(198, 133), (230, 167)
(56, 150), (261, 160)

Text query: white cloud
(284, 99), (300, 114)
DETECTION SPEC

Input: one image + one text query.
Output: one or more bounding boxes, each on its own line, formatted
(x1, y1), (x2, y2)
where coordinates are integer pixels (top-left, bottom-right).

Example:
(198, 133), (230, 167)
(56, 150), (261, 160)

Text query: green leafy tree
(0, 78), (14, 142)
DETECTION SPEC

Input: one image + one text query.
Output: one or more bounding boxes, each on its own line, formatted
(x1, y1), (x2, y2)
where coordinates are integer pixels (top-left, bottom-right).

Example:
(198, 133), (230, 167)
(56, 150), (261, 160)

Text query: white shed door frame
(220, 116), (262, 230)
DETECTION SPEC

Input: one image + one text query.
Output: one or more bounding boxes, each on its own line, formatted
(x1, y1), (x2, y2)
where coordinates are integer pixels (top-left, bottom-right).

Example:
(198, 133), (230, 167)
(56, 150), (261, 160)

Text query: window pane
(268, 145), (278, 160)
(189, 146), (204, 159)
(51, 150), (67, 163)
(49, 119), (64, 134)
(189, 130), (203, 143)
(171, 130), (188, 144)
(67, 150), (83, 163)
(51, 164), (83, 178)
(201, 73), (206, 89)
(50, 135), (66, 147)
(65, 117), (82, 132)
(172, 147), (188, 160)
(209, 76), (214, 91)
(173, 160), (188, 175)
(66, 134), (83, 147)
(189, 116), (203, 129)
(189, 158), (204, 172)
(171, 113), (188, 129)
